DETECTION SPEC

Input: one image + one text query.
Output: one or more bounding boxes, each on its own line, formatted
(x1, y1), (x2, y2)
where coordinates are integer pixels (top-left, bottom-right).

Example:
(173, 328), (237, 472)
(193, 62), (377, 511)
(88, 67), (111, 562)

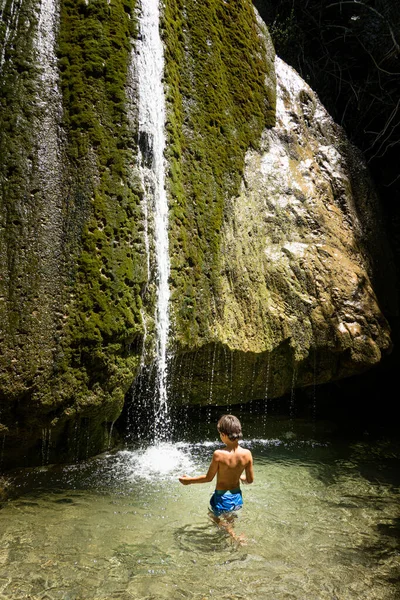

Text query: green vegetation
(0, 0), (147, 458)
(162, 0), (276, 346)
(55, 0), (146, 420)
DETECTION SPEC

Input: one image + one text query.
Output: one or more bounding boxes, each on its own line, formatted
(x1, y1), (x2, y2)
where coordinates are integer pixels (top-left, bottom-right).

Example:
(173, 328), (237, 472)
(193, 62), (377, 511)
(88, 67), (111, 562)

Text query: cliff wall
(168, 57), (390, 406)
(0, 0), (146, 464)
(0, 0), (391, 466)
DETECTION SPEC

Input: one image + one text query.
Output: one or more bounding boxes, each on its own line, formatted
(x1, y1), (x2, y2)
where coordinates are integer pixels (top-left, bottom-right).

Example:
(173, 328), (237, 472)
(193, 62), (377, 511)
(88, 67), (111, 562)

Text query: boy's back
(213, 445), (253, 490)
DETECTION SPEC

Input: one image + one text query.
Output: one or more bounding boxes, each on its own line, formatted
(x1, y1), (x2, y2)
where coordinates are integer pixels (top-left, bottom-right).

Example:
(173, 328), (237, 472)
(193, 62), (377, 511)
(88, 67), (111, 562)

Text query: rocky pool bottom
(0, 412), (399, 600)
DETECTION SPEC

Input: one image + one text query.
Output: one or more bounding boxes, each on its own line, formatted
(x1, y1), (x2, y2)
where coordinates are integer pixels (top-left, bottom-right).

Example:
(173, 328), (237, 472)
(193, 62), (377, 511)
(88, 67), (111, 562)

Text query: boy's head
(217, 414), (242, 441)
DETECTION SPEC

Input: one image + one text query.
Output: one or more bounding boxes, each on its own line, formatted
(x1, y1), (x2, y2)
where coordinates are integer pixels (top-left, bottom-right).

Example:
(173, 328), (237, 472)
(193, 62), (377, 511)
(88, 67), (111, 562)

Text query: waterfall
(0, 0), (21, 72)
(36, 0), (63, 180)
(33, 0), (64, 341)
(136, 0), (171, 440)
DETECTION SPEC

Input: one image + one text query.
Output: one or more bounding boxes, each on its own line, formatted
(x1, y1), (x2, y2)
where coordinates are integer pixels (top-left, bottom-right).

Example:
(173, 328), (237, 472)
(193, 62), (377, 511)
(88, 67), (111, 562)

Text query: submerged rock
(0, 476), (11, 502)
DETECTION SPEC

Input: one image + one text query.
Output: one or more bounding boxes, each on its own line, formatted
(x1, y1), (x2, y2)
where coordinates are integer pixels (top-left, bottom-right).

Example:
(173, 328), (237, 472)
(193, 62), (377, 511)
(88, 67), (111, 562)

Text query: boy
(179, 414), (254, 540)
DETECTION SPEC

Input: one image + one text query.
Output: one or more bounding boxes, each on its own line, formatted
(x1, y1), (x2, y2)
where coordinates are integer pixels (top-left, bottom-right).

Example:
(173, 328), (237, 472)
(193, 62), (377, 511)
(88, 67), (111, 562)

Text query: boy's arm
(240, 452), (254, 484)
(179, 452), (219, 485)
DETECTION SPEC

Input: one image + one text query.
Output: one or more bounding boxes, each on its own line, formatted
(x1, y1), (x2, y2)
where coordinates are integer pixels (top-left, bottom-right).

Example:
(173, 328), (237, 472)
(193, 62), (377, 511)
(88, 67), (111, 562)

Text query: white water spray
(0, 0), (20, 71)
(136, 0), (171, 437)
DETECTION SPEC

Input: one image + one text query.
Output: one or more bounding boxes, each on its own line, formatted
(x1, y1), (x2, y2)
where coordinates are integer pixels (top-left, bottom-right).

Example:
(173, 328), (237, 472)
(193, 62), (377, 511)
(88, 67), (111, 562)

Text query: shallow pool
(0, 415), (399, 599)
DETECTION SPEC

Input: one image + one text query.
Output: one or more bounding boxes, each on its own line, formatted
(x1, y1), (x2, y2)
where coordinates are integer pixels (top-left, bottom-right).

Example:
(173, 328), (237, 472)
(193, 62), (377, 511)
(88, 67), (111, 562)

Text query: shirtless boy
(179, 414), (254, 540)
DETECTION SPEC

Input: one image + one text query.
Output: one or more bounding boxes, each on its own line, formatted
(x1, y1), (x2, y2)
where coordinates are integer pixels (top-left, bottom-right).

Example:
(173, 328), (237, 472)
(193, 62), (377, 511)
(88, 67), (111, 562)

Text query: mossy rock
(0, 0), (148, 466)
(162, 0), (276, 347)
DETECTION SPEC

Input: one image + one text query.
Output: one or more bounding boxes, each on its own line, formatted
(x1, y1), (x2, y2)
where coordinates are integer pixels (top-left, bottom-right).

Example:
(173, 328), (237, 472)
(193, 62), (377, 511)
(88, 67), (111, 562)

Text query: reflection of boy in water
(179, 415), (254, 542)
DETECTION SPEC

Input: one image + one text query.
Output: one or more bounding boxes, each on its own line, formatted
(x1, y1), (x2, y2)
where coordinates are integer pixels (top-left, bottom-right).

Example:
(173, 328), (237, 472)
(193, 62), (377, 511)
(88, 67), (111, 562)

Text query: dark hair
(217, 414), (242, 441)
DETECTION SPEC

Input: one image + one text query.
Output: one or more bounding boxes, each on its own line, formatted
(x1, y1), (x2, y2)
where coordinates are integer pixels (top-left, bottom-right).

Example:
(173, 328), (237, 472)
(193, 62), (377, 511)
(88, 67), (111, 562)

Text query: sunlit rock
(170, 57), (391, 405)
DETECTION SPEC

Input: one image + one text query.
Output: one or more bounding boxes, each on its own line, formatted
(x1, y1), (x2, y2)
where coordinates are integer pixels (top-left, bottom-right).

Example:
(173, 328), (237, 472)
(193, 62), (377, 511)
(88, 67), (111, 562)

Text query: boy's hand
(179, 475), (191, 485)
(240, 474), (248, 484)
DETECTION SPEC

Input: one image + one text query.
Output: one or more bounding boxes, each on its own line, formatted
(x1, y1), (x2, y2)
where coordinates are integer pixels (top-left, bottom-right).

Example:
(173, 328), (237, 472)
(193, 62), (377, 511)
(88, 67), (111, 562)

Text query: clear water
(1, 415), (399, 600)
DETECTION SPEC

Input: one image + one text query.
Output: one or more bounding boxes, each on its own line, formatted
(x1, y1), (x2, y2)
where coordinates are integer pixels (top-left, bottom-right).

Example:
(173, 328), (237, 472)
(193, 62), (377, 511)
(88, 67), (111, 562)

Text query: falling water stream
(0, 0), (20, 71)
(136, 0), (171, 439)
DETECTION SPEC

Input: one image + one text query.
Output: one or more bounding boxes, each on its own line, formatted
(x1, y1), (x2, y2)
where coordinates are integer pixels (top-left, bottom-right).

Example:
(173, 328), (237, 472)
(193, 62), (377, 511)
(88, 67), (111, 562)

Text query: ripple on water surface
(0, 434), (399, 599)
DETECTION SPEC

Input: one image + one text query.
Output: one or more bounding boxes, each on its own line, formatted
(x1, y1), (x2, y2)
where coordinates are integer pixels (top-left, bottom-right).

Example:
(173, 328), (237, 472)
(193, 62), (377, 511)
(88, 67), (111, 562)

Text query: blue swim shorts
(209, 488), (243, 517)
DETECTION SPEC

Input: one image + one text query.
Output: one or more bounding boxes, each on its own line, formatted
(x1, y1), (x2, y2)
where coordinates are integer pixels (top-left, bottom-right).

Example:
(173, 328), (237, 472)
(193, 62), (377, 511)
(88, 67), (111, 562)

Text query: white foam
(115, 443), (195, 481)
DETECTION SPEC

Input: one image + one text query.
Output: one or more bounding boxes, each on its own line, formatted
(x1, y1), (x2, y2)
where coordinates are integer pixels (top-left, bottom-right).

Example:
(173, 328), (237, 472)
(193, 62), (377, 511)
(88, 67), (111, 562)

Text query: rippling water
(0, 415), (399, 599)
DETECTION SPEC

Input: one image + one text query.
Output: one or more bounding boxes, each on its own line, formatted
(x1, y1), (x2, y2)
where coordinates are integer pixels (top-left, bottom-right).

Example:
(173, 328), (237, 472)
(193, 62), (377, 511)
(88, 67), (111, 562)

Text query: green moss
(0, 0), (146, 430)
(162, 0), (276, 347)
(55, 0), (146, 417)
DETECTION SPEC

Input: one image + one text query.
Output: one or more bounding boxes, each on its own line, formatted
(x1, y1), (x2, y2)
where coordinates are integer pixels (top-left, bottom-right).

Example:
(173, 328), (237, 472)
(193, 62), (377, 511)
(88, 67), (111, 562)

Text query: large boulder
(168, 57), (391, 405)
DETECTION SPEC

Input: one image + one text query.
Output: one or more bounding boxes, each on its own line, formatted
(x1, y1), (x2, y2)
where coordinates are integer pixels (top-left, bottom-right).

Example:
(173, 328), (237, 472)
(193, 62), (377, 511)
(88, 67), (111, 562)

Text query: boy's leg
(219, 514), (236, 539)
(209, 512), (237, 540)
(210, 512), (247, 545)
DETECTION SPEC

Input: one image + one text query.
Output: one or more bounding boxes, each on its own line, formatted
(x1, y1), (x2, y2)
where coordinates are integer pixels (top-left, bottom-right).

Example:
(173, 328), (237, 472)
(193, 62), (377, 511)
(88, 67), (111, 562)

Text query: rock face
(0, 0), (392, 467)
(0, 0), (276, 466)
(0, 0), (146, 467)
(168, 57), (391, 405)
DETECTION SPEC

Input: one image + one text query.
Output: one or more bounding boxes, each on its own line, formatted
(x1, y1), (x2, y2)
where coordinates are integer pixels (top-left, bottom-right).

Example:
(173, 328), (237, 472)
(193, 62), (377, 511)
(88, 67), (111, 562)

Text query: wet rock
(169, 58), (391, 404)
(0, 477), (11, 502)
